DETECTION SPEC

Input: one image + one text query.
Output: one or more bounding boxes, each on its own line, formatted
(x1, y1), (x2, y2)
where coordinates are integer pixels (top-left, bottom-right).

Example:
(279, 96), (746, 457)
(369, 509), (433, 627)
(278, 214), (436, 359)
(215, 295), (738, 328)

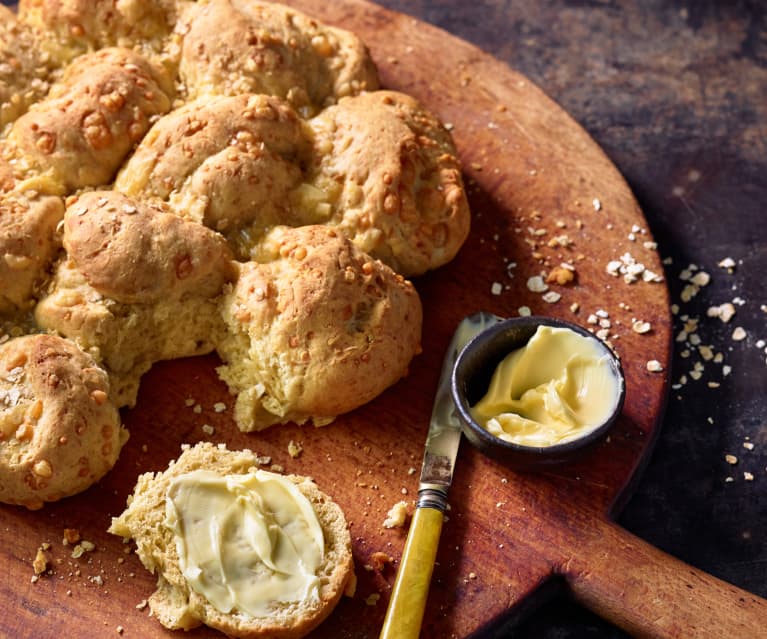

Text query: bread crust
(109, 442), (354, 639)
(0, 333), (126, 509)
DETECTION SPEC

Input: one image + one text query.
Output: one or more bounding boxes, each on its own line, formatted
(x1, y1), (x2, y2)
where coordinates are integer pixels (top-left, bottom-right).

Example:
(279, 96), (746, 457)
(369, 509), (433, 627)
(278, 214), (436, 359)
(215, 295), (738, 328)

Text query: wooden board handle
(380, 506), (444, 639)
(566, 518), (767, 638)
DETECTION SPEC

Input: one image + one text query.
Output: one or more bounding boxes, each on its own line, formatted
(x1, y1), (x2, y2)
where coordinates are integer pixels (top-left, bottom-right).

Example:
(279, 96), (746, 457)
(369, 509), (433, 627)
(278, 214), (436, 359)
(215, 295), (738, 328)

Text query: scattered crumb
(369, 551), (393, 571)
(725, 454), (738, 465)
(288, 440), (303, 459)
(383, 501), (409, 529)
(32, 547), (48, 575)
(731, 327), (747, 341)
(201, 424), (215, 435)
(213, 402), (227, 413)
(526, 275), (548, 293)
(490, 281), (503, 295)
(63, 528), (81, 545)
(365, 593), (380, 606)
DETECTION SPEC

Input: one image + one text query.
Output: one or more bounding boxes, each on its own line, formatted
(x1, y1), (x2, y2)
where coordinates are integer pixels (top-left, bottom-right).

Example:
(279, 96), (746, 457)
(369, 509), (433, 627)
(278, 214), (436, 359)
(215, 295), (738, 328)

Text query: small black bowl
(451, 315), (625, 469)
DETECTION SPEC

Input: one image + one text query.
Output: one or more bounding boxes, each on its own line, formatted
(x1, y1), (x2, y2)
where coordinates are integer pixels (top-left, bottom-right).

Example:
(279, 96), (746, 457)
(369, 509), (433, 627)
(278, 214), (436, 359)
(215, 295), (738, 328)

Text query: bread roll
(0, 191), (64, 315)
(17, 0), (181, 64)
(109, 442), (354, 639)
(115, 93), (314, 257)
(178, 0), (378, 116)
(5, 48), (172, 191)
(308, 90), (470, 276)
(0, 5), (53, 129)
(35, 191), (236, 406)
(217, 225), (422, 431)
(0, 333), (126, 510)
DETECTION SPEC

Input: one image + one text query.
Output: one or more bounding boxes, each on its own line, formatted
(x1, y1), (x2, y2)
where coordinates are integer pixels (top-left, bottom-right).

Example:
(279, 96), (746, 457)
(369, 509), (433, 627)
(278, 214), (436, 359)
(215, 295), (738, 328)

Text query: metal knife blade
(417, 311), (503, 509)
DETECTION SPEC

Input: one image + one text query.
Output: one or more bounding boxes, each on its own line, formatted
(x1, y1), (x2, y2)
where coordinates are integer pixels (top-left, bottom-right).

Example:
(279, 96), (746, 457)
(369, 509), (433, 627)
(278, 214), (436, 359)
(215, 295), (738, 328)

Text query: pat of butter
(165, 469), (324, 617)
(470, 325), (620, 446)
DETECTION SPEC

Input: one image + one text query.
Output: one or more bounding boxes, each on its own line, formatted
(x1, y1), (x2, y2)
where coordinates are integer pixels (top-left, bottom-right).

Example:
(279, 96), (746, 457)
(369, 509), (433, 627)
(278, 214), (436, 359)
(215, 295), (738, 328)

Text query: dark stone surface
(375, 1), (767, 637)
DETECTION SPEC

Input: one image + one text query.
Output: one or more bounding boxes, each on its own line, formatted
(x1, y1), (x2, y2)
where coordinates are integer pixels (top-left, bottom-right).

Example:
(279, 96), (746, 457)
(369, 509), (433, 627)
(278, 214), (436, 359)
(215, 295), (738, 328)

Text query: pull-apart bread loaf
(0, 0), (468, 530)
(35, 191), (236, 406)
(110, 442), (354, 639)
(0, 333), (126, 510)
(217, 225), (422, 431)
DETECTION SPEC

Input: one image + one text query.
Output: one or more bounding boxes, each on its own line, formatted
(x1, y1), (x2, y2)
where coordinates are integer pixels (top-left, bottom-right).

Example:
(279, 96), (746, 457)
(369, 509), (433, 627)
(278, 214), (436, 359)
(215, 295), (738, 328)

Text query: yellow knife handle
(379, 505), (445, 639)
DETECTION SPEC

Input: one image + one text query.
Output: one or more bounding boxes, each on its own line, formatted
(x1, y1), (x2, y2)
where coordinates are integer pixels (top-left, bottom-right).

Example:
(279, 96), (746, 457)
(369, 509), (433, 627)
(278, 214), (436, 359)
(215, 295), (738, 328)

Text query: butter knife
(380, 312), (503, 639)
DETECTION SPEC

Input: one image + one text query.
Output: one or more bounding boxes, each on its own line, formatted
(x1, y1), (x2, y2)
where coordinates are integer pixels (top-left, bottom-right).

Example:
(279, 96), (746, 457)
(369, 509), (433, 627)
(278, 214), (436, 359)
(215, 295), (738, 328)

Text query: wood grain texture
(5, 1), (762, 638)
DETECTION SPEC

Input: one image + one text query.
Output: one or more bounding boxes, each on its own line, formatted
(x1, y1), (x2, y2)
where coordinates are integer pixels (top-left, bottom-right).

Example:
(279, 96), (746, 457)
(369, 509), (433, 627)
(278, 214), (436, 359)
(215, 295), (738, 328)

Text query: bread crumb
(383, 501), (409, 528)
(288, 440), (303, 458)
(63, 528), (81, 545)
(365, 593), (380, 606)
(33, 547), (48, 575)
(369, 551), (393, 571)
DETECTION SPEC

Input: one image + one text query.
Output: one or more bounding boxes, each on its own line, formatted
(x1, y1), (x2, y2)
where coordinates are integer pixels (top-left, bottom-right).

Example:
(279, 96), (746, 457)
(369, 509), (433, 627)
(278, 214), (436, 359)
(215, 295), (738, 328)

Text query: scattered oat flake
(646, 360), (663, 372)
(490, 281), (503, 295)
(202, 424), (215, 435)
(744, 472), (754, 481)
(743, 442), (755, 451)
(725, 454), (738, 465)
(690, 271), (710, 287)
(632, 320), (652, 334)
(213, 402), (227, 412)
(526, 275), (548, 293)
(542, 291), (561, 303)
(518, 306), (532, 317)
(732, 327), (747, 341)
(707, 303), (736, 323)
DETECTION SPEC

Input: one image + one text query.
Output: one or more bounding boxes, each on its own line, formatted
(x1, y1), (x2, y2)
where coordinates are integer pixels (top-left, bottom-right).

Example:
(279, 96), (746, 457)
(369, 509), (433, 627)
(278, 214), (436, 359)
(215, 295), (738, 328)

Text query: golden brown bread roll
(5, 47), (172, 191)
(17, 0), (181, 64)
(0, 190), (64, 315)
(0, 333), (126, 510)
(115, 93), (315, 257)
(109, 442), (354, 639)
(63, 190), (235, 303)
(177, 0), (379, 116)
(307, 90), (471, 277)
(0, 5), (54, 130)
(216, 225), (422, 431)
(35, 191), (236, 406)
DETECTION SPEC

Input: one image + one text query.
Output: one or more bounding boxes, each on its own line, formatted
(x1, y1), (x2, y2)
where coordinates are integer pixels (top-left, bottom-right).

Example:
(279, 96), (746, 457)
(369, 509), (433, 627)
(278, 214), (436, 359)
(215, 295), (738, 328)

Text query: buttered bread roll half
(110, 442), (354, 639)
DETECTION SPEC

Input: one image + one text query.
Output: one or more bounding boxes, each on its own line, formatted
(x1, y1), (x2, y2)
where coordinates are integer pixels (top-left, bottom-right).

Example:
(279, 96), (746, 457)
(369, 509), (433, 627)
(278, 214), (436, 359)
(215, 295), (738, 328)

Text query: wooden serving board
(2, 2), (765, 638)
